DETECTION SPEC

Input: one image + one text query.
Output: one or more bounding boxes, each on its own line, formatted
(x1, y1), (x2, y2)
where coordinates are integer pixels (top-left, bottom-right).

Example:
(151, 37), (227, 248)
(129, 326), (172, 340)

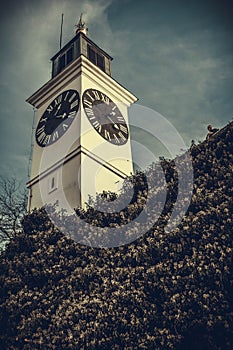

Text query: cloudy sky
(0, 0), (232, 184)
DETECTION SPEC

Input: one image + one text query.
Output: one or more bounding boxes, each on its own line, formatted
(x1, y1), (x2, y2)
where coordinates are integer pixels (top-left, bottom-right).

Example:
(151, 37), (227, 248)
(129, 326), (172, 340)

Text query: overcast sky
(0, 0), (232, 184)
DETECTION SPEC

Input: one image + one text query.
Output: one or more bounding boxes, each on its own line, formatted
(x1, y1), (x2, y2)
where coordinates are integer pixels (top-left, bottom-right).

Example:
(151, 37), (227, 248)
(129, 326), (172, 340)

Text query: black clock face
(82, 89), (129, 145)
(35, 89), (80, 147)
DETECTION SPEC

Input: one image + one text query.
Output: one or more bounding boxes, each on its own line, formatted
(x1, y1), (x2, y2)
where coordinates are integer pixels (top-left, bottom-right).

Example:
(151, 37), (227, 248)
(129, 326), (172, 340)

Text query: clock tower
(26, 16), (137, 212)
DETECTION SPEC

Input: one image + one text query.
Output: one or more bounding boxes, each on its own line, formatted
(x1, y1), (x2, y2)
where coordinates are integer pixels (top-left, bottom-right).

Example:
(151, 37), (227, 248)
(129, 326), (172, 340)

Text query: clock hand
(106, 115), (119, 129)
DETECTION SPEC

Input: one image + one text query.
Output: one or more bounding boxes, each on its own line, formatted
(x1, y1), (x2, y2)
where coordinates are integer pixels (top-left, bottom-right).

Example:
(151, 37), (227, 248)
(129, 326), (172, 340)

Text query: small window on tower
(67, 47), (74, 65)
(87, 44), (105, 72)
(97, 53), (105, 71)
(51, 177), (55, 189)
(59, 54), (65, 72)
(87, 45), (96, 64)
(48, 173), (58, 193)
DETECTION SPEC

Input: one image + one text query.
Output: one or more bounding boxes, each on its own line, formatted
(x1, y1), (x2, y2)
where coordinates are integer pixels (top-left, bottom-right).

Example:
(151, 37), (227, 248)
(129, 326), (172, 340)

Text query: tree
(0, 176), (27, 249)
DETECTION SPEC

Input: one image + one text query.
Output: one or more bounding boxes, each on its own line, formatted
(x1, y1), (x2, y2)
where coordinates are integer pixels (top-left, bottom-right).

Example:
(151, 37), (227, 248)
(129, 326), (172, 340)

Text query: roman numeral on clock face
(37, 132), (47, 143)
(92, 120), (102, 132)
(68, 92), (77, 102)
(44, 135), (51, 145)
(39, 117), (48, 123)
(118, 131), (127, 141)
(117, 115), (125, 122)
(104, 130), (111, 140)
(85, 107), (94, 116)
(119, 124), (128, 134)
(36, 125), (45, 135)
(47, 105), (53, 113)
(113, 134), (120, 143)
(64, 91), (70, 101)
(52, 131), (59, 141)
(83, 98), (93, 108)
(93, 120), (100, 128)
(71, 100), (79, 109)
(86, 91), (95, 102)
(54, 95), (62, 106)
(37, 133), (52, 147)
(101, 93), (110, 104)
(68, 111), (76, 118)
(92, 90), (100, 100)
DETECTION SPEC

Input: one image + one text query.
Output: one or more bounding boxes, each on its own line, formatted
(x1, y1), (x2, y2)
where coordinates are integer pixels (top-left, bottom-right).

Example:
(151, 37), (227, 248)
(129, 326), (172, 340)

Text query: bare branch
(0, 176), (27, 249)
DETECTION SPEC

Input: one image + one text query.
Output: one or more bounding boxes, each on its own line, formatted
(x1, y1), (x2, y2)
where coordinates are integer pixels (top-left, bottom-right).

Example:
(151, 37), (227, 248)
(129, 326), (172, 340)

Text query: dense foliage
(0, 122), (232, 349)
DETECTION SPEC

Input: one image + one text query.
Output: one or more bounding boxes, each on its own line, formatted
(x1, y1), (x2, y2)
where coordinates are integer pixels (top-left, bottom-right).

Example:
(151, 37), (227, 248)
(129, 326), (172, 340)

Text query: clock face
(35, 89), (80, 147)
(82, 89), (129, 145)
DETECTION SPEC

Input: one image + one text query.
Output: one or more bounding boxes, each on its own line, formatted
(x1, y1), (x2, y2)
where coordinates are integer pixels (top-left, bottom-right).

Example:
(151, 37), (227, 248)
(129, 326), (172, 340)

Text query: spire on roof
(75, 13), (88, 35)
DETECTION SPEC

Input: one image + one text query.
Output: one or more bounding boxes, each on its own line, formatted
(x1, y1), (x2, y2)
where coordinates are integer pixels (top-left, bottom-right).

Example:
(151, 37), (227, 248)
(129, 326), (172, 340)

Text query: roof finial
(75, 13), (88, 35)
